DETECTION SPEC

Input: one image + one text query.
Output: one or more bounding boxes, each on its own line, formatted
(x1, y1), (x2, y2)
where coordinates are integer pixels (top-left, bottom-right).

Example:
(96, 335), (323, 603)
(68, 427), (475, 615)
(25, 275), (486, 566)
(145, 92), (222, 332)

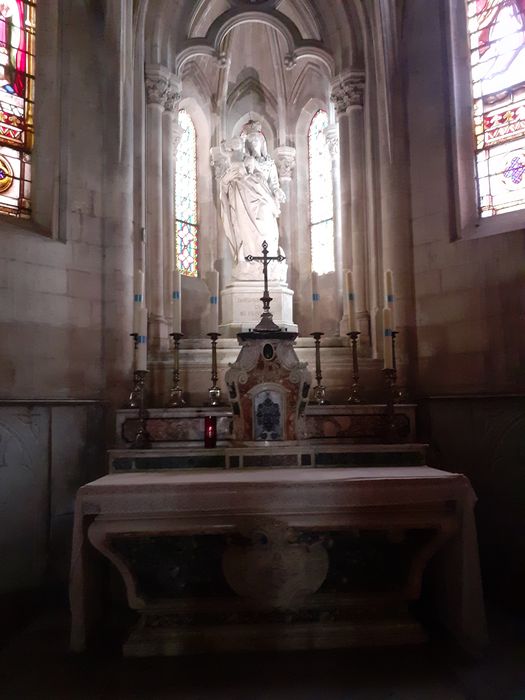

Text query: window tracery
(467, 0), (525, 216)
(308, 109), (335, 274)
(0, 0), (35, 219)
(175, 108), (198, 276)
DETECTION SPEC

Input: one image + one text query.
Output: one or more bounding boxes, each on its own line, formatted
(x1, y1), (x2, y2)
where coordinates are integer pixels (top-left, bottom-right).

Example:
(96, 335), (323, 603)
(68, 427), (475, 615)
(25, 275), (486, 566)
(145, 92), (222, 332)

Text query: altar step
(108, 442), (427, 473)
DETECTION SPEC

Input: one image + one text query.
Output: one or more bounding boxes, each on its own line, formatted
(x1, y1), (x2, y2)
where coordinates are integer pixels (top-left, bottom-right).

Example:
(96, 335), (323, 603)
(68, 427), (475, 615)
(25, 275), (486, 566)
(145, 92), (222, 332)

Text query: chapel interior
(1, 0), (525, 698)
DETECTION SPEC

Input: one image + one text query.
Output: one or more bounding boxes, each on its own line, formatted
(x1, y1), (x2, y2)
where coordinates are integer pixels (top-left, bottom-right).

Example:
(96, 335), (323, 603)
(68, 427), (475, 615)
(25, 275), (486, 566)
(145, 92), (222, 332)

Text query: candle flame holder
(130, 369), (151, 450)
(207, 332), (222, 406)
(167, 332), (185, 407)
(347, 331), (361, 404)
(310, 332), (328, 404)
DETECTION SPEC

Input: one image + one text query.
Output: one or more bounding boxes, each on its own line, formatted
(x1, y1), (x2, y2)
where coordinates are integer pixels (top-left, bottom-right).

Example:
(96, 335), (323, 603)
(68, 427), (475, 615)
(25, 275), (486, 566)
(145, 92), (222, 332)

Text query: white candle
(208, 270), (219, 333)
(172, 268), (181, 334)
(136, 306), (148, 371)
(385, 269), (395, 329)
(133, 269), (145, 334)
(383, 307), (393, 369)
(346, 270), (357, 332)
(312, 272), (320, 329)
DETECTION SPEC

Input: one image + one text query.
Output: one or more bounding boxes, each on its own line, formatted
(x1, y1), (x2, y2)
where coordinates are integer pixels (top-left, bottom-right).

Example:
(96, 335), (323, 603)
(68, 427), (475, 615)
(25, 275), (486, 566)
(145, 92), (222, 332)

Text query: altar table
(70, 466), (487, 654)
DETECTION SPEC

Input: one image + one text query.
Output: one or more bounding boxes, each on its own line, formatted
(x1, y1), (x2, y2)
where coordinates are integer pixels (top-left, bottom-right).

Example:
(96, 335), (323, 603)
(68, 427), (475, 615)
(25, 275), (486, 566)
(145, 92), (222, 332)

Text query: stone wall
(0, 401), (106, 595)
(0, 2), (106, 400)
(422, 396), (525, 610)
(405, 0), (525, 394)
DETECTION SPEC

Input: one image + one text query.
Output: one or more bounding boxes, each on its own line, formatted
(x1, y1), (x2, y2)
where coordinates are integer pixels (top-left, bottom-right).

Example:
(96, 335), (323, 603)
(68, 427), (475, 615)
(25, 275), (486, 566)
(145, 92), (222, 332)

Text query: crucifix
(245, 240), (286, 332)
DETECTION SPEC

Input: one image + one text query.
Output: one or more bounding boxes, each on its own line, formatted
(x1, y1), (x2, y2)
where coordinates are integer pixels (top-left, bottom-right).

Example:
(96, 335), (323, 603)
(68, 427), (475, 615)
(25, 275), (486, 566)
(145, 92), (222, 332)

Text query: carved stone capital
(323, 125), (339, 158)
(165, 75), (182, 113)
(274, 146), (296, 181)
(330, 71), (365, 114)
(145, 64), (170, 107)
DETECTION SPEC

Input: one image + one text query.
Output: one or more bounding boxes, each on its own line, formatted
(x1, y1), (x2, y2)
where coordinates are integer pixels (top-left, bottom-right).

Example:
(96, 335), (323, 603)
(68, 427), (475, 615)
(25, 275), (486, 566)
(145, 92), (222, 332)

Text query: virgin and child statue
(216, 120), (288, 282)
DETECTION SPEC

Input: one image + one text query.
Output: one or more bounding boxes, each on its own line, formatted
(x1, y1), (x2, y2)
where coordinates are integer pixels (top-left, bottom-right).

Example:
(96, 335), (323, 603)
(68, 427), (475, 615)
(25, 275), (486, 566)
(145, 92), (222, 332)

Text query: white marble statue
(216, 121), (287, 281)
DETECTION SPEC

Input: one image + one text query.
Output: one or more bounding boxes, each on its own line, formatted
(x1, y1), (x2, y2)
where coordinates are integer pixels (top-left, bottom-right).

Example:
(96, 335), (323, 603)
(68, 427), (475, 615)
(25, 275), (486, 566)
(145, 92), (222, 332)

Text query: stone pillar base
(220, 281), (297, 337)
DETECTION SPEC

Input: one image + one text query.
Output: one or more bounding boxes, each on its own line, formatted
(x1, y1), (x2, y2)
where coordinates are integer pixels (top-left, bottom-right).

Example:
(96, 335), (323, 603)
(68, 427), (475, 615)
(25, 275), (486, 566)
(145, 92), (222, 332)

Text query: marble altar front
(70, 466), (487, 656)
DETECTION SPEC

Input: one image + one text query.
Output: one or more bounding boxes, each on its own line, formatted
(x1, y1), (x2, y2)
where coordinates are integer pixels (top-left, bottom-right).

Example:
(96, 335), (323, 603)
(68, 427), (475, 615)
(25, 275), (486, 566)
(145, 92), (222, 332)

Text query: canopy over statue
(215, 121), (288, 282)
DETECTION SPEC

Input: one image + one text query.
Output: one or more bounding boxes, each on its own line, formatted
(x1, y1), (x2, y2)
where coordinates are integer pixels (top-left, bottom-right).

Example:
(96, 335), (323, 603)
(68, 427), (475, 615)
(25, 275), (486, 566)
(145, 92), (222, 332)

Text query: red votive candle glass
(204, 415), (217, 448)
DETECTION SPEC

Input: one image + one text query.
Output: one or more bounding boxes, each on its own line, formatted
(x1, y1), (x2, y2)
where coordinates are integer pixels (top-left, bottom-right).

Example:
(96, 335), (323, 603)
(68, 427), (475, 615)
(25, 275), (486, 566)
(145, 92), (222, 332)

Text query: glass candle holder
(204, 415), (217, 448)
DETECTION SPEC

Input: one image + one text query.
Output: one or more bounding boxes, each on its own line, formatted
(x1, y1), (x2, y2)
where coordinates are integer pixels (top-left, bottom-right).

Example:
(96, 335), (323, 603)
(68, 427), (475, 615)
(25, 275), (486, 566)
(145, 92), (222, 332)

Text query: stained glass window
(0, 1), (35, 219)
(175, 109), (198, 276)
(308, 110), (335, 274)
(467, 0), (525, 217)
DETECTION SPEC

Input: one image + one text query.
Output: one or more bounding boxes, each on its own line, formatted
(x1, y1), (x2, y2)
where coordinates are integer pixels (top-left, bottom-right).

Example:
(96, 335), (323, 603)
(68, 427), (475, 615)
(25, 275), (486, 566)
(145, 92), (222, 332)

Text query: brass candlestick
(310, 332), (327, 404)
(130, 369), (151, 449)
(382, 367), (398, 443)
(167, 332), (185, 407)
(391, 330), (402, 403)
(207, 332), (222, 406)
(127, 333), (141, 408)
(347, 331), (361, 404)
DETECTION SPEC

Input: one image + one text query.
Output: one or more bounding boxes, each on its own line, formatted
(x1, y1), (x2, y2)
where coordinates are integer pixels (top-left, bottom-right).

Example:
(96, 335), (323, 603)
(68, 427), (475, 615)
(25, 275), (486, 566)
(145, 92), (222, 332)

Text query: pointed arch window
(308, 109), (335, 274)
(467, 0), (525, 217)
(175, 109), (198, 276)
(0, 0), (36, 219)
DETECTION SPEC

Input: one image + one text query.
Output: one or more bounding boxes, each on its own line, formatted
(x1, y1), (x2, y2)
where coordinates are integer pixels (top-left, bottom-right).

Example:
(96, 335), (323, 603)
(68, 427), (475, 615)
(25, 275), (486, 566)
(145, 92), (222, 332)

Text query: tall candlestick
(312, 272), (320, 330)
(208, 271), (219, 334)
(345, 270), (357, 332)
(133, 269), (145, 333)
(136, 306), (148, 371)
(385, 269), (395, 329)
(383, 307), (393, 369)
(172, 268), (181, 334)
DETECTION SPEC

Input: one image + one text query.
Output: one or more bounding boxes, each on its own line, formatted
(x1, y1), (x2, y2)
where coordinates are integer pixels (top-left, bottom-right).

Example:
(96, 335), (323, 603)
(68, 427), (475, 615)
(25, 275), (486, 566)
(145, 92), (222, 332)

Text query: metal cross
(245, 240), (286, 332)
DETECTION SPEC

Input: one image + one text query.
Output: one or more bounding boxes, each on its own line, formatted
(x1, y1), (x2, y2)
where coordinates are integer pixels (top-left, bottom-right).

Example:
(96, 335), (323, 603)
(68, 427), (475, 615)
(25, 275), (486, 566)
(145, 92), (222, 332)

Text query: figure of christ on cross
(245, 240), (286, 332)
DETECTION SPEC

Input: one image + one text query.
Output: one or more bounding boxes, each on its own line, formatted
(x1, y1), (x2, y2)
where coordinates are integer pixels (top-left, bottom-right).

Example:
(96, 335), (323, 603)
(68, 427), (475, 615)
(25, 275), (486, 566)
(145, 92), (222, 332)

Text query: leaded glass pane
(175, 109), (198, 276)
(308, 110), (335, 274)
(467, 0), (525, 216)
(0, 0), (35, 219)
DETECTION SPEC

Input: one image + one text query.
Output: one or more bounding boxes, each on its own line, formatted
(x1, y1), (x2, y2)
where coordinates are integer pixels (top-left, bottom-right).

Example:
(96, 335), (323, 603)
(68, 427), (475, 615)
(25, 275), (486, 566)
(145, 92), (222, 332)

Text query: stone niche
(225, 331), (311, 444)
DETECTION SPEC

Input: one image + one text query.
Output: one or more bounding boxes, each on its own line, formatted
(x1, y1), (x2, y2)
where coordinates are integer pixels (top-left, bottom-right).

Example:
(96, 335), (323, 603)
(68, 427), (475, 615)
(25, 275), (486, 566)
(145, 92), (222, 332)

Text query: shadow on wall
(419, 396), (525, 612)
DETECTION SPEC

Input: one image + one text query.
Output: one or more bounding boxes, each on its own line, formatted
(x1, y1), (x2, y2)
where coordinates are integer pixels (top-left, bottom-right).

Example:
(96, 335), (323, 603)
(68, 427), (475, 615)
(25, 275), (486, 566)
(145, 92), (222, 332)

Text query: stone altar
(70, 467), (487, 655)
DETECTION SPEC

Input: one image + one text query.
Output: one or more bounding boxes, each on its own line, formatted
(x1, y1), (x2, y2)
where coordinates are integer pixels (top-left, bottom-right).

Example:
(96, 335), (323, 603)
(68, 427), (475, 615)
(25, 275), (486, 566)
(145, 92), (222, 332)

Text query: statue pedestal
(220, 281), (297, 336)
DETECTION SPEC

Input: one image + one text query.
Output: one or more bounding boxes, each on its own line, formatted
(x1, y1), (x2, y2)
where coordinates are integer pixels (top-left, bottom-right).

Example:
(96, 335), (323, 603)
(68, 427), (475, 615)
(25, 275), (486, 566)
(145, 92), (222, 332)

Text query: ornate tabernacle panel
(225, 331), (311, 443)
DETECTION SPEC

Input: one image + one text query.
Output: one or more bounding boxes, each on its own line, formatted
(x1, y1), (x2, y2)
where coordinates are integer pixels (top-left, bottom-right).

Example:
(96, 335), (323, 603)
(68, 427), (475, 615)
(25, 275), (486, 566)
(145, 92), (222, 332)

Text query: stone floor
(0, 606), (524, 699)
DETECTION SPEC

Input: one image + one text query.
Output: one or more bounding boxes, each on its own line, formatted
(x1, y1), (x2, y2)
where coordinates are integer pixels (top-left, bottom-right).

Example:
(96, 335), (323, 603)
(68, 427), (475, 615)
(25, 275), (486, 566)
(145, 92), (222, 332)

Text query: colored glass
(467, 0), (525, 216)
(175, 109), (198, 276)
(308, 110), (335, 274)
(0, 0), (35, 219)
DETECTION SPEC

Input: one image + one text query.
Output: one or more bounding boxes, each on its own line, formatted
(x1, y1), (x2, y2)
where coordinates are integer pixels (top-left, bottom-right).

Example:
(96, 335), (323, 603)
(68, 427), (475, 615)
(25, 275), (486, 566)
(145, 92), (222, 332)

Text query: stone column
(331, 72), (370, 346)
(162, 74), (183, 328)
(145, 63), (170, 351)
(273, 145), (296, 268)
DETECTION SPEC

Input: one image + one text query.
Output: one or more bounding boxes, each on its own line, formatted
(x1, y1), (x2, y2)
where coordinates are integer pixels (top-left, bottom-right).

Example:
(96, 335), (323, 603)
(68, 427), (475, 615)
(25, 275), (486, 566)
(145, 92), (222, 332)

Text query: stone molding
(274, 146), (296, 181)
(173, 123), (185, 153)
(210, 145), (230, 181)
(330, 71), (365, 114)
(145, 64), (171, 106)
(323, 125), (339, 158)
